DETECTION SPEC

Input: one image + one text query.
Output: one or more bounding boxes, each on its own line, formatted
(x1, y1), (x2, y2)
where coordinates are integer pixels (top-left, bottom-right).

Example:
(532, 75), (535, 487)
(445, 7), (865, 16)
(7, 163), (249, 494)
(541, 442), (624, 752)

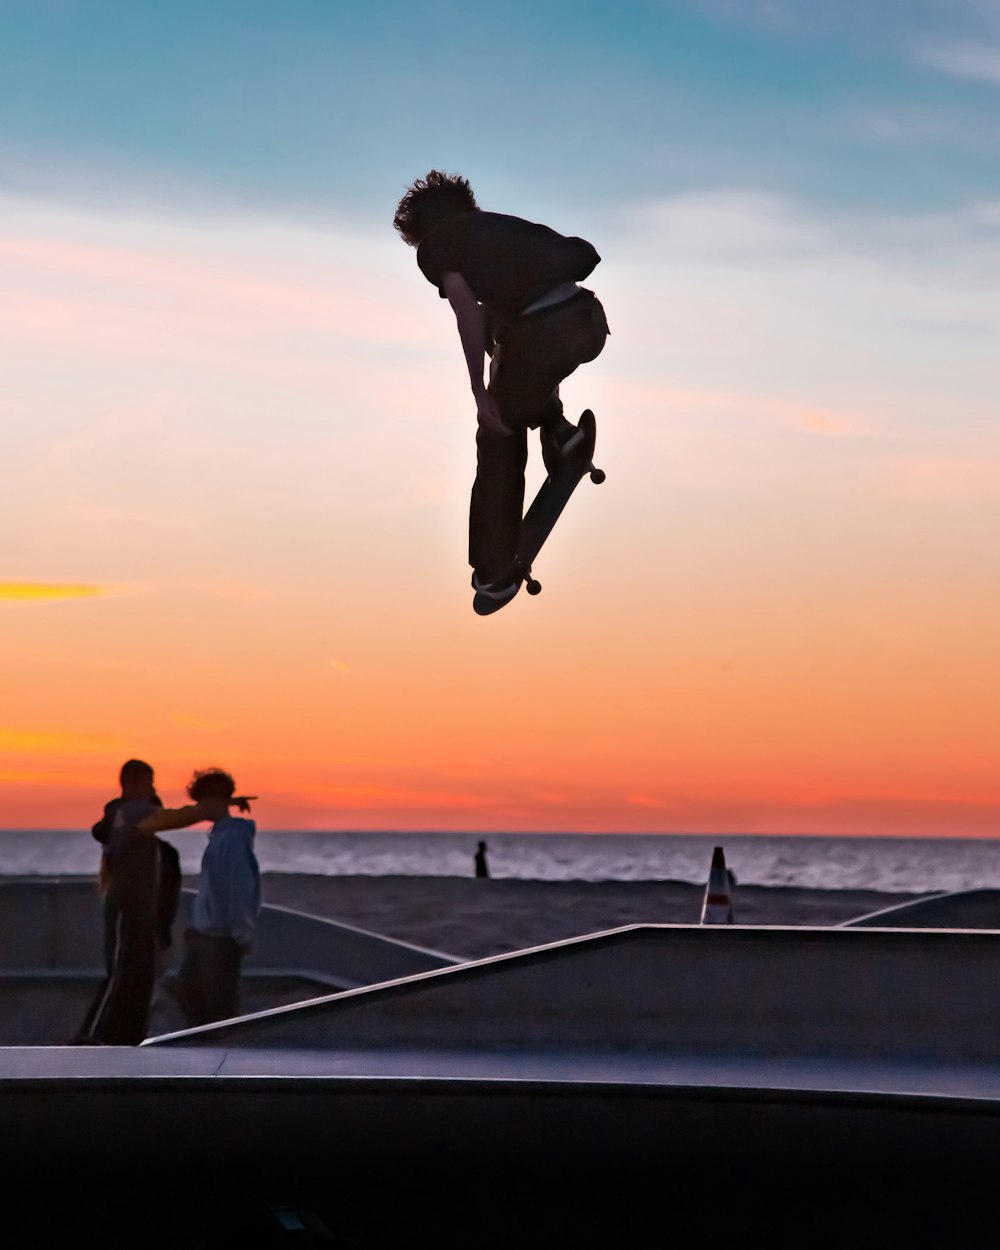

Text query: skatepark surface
(7, 878), (1000, 1245)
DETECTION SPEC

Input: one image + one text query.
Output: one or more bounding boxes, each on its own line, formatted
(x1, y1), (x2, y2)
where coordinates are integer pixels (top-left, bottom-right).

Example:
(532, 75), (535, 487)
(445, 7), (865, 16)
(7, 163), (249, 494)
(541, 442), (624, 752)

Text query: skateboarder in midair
(394, 171), (610, 614)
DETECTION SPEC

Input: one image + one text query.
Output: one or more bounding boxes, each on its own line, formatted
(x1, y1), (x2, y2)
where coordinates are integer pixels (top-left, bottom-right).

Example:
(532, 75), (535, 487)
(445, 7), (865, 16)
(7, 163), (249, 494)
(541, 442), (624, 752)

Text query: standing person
(89, 763), (183, 971)
(394, 170), (610, 615)
(474, 840), (490, 879)
(75, 760), (212, 1045)
(176, 769), (260, 1028)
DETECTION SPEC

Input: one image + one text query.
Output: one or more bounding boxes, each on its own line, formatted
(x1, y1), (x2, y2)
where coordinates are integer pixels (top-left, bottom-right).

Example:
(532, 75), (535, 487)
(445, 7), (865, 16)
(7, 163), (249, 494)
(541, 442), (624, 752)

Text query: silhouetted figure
(75, 762), (240, 1045)
(394, 171), (610, 614)
(176, 769), (260, 1028)
(76, 759), (179, 1045)
(90, 784), (184, 949)
(474, 840), (490, 879)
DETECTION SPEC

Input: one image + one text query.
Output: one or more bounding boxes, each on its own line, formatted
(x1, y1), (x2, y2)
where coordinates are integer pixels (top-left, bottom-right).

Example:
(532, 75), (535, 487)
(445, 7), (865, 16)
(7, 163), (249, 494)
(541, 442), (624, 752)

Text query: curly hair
(393, 170), (477, 246)
(187, 768), (236, 803)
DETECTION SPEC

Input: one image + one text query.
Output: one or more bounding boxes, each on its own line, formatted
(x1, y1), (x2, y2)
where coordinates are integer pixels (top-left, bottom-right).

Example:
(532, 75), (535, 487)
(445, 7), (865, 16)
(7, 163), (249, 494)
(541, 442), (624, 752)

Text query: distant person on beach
(175, 769), (261, 1028)
(394, 170), (609, 614)
(75, 763), (251, 1045)
(474, 840), (490, 879)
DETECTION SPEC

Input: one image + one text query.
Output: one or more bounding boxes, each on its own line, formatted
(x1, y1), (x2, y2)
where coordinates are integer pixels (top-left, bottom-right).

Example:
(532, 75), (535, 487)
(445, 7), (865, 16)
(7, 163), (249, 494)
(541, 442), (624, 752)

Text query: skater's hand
(231, 795), (257, 813)
(477, 393), (511, 437)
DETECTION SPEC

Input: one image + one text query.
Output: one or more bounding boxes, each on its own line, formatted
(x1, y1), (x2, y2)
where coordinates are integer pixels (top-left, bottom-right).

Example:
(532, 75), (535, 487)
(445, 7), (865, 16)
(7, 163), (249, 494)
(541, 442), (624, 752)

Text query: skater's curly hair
(393, 170), (477, 246)
(187, 768), (236, 802)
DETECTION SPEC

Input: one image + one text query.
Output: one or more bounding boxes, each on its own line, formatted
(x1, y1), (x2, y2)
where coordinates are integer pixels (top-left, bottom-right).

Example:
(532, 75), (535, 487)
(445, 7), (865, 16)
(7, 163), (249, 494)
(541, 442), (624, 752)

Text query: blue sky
(3, 0), (1000, 228)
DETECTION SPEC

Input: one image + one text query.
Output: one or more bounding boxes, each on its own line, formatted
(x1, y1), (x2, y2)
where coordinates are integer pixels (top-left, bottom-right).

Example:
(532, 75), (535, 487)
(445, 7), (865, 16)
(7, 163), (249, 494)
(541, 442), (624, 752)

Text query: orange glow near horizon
(2, 198), (999, 838)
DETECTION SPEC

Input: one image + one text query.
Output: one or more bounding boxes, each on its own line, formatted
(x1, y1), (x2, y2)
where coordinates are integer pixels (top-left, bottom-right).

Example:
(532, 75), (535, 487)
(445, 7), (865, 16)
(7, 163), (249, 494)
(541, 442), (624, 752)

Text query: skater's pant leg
(199, 934), (243, 1024)
(80, 904), (157, 1045)
(469, 293), (609, 580)
(178, 931), (243, 1026)
(176, 929), (207, 1027)
(469, 422), (528, 581)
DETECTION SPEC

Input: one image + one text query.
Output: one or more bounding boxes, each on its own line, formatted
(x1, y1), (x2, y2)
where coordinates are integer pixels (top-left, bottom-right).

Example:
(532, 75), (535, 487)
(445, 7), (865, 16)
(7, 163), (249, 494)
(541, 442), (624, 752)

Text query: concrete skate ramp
(843, 888), (1000, 930)
(0, 878), (457, 1043)
(0, 877), (457, 983)
(149, 923), (1000, 1061)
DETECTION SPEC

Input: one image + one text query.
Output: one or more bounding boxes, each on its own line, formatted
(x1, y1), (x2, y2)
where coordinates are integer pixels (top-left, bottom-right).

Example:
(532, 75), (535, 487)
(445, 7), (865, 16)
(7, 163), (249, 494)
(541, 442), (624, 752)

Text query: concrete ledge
(843, 888), (1000, 930)
(148, 922), (1000, 1060)
(1, 1060), (998, 1248)
(6, 1044), (1000, 1100)
(4, 1046), (1000, 1199)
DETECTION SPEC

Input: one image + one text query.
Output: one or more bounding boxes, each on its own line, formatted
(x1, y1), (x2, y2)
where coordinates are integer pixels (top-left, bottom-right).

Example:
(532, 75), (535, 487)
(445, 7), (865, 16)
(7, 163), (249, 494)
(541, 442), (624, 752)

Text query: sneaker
(472, 571), (521, 616)
(543, 414), (588, 471)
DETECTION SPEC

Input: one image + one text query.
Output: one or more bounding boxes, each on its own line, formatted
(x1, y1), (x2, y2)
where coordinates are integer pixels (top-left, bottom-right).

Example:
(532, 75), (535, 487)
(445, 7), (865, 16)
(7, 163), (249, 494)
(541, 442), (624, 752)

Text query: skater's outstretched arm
(136, 793), (256, 835)
(442, 271), (509, 436)
(137, 803), (211, 835)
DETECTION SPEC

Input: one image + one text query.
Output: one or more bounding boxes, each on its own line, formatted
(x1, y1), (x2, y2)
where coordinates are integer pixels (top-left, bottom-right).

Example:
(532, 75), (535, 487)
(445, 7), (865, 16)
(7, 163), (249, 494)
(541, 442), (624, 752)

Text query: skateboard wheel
(526, 578), (542, 595)
(590, 467), (606, 485)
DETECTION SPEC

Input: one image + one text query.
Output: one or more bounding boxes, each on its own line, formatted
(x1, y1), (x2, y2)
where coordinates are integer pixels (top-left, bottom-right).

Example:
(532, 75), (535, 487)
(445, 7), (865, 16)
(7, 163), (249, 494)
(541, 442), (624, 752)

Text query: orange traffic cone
(700, 845), (735, 924)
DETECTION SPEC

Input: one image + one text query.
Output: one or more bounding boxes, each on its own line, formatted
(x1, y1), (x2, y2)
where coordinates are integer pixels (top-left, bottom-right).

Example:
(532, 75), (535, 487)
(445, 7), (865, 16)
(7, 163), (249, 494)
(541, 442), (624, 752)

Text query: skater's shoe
(556, 418), (587, 457)
(472, 571), (521, 616)
(542, 411), (591, 475)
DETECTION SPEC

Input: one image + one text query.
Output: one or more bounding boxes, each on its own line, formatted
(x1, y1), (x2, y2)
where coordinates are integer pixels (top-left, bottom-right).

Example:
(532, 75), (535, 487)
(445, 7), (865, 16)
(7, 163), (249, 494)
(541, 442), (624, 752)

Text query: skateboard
(513, 409), (605, 597)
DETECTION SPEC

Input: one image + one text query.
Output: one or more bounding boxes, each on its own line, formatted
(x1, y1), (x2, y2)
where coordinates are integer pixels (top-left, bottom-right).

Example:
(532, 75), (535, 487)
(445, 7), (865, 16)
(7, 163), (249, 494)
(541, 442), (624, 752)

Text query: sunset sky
(3, 0), (999, 836)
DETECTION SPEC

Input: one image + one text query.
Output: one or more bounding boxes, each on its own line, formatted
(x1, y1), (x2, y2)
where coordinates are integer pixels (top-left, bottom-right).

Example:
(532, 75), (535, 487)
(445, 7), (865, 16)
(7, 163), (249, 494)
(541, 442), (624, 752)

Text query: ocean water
(3, 829), (1000, 894)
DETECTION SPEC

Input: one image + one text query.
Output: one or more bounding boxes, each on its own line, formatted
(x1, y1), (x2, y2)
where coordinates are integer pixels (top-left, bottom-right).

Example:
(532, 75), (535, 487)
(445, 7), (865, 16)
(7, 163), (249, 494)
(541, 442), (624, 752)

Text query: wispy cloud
(885, 456), (1000, 501)
(611, 382), (867, 437)
(0, 582), (107, 602)
(291, 780), (491, 811)
(625, 792), (673, 809)
(0, 199), (440, 364)
(798, 411), (857, 435)
(0, 727), (120, 753)
(687, 0), (1000, 44)
(914, 41), (1000, 86)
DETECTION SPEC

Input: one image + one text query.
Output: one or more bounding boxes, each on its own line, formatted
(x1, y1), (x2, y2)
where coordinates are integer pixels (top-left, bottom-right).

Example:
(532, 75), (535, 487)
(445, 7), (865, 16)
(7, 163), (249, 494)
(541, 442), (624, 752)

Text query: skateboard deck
(513, 409), (604, 596)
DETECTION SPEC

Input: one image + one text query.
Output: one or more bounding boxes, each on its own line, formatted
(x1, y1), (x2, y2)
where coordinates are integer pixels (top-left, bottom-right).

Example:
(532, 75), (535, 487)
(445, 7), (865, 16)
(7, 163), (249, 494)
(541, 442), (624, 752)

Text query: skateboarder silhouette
(394, 171), (610, 614)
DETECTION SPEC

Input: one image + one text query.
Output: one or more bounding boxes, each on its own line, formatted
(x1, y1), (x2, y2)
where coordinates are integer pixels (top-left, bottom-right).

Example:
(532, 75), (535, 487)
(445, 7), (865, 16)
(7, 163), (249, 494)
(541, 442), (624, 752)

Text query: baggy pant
(470, 289), (610, 581)
(76, 900), (158, 1045)
(75, 837), (178, 1045)
(176, 929), (244, 1027)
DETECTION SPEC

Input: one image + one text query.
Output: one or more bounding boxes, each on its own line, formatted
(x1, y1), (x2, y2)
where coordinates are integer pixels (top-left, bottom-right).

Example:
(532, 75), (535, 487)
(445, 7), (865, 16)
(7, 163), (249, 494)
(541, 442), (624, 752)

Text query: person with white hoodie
(175, 768), (260, 1027)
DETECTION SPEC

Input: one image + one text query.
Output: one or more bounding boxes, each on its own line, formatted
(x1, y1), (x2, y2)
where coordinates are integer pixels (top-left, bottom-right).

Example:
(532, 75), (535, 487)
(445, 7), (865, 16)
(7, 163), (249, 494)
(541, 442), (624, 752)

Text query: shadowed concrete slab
(4, 1044), (1000, 1248)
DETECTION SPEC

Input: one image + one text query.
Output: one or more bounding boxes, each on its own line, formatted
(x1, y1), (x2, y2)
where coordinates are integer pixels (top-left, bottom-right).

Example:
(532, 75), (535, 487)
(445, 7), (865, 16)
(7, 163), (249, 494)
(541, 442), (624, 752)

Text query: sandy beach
(253, 875), (928, 960)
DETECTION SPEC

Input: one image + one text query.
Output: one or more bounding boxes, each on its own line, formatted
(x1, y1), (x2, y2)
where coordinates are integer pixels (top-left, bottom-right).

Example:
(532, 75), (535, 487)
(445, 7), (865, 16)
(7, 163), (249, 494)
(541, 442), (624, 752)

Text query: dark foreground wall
(3, 1049), (1000, 1249)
